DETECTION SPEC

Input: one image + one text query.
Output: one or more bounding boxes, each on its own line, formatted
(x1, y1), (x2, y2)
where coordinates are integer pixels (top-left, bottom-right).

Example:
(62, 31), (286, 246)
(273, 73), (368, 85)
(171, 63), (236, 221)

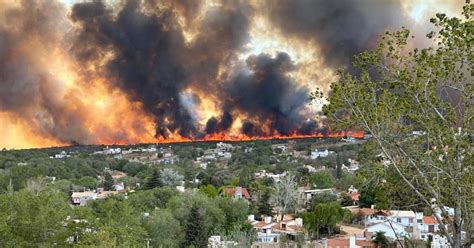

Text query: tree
(0, 190), (73, 246)
(309, 171), (335, 189)
(310, 192), (338, 206)
(322, 4), (473, 247)
(159, 168), (184, 187)
(271, 174), (299, 217)
(336, 154), (342, 179)
(373, 231), (389, 248)
(199, 184), (218, 198)
(183, 205), (208, 248)
(103, 173), (114, 191)
(143, 209), (183, 248)
(257, 190), (273, 217)
(76, 176), (98, 190)
(144, 169), (162, 190)
(303, 202), (343, 239)
(359, 184), (390, 209)
(218, 197), (249, 233)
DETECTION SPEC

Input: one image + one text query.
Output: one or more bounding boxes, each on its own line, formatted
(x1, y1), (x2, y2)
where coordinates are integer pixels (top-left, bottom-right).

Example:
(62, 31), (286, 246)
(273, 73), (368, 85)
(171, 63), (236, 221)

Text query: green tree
(303, 202), (343, 239)
(359, 184), (390, 209)
(159, 168), (184, 187)
(322, 4), (473, 246)
(144, 169), (162, 190)
(373, 231), (389, 248)
(199, 184), (218, 198)
(257, 190), (273, 217)
(103, 172), (114, 191)
(336, 154), (342, 179)
(183, 205), (208, 248)
(76, 176), (98, 190)
(0, 190), (72, 246)
(218, 197), (249, 233)
(143, 209), (183, 248)
(311, 192), (338, 206)
(310, 171), (335, 189)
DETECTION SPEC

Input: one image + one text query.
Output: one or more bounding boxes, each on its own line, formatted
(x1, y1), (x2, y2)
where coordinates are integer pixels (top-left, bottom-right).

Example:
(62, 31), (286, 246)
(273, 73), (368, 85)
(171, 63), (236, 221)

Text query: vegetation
(322, 3), (473, 247)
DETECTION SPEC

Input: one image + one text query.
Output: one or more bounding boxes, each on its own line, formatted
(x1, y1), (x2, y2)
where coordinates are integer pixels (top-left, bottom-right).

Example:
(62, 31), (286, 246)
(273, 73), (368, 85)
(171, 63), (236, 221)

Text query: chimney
(295, 217), (303, 227)
(247, 215), (255, 222)
(371, 204), (375, 209)
(349, 235), (356, 248)
(264, 216), (272, 224)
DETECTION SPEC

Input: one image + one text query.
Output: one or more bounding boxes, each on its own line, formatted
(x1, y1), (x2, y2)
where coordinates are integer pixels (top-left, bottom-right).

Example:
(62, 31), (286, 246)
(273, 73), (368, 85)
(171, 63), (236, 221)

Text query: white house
(71, 191), (97, 206)
(365, 221), (408, 241)
(311, 149), (333, 159)
(54, 151), (70, 159)
(250, 215), (303, 244)
(216, 142), (233, 151)
(388, 210), (416, 227)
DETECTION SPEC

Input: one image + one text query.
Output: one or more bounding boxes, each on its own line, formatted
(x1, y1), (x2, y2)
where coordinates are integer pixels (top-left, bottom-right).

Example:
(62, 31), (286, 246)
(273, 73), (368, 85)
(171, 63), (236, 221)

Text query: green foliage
(103, 172), (114, 191)
(183, 205), (208, 248)
(322, 4), (473, 246)
(373, 231), (390, 247)
(199, 184), (218, 198)
(257, 190), (273, 217)
(143, 209), (183, 248)
(159, 168), (184, 187)
(0, 190), (72, 246)
(74, 176), (98, 190)
(303, 202), (343, 238)
(310, 192), (338, 206)
(218, 197), (249, 233)
(309, 171), (335, 189)
(144, 169), (162, 190)
(359, 184), (390, 209)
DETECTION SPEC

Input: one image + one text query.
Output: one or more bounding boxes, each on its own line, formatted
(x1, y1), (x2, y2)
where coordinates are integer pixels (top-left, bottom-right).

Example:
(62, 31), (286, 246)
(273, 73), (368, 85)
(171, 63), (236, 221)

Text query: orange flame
(154, 130), (365, 144)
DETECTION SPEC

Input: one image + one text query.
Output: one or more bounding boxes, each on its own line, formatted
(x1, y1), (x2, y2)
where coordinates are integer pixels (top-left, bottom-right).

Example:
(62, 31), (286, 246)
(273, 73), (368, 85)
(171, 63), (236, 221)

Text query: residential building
(311, 149), (334, 159)
(364, 221), (407, 241)
(250, 215), (303, 244)
(54, 151), (70, 159)
(221, 186), (251, 201)
(323, 236), (374, 248)
(71, 191), (97, 206)
(298, 187), (335, 207)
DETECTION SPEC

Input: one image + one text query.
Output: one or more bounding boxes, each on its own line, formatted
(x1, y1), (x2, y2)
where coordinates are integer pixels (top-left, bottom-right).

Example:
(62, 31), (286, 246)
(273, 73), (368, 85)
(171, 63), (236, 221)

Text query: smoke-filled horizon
(0, 0), (462, 149)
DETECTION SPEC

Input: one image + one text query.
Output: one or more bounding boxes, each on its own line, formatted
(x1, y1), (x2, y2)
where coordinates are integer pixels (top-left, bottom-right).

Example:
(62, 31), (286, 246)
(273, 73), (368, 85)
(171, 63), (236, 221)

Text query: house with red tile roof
(324, 235), (374, 248)
(221, 186), (251, 201)
(249, 215), (304, 244)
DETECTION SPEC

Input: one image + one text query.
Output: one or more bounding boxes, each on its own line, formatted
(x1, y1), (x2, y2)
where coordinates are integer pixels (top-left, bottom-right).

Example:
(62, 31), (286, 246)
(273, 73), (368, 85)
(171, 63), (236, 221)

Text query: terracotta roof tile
(423, 216), (437, 225)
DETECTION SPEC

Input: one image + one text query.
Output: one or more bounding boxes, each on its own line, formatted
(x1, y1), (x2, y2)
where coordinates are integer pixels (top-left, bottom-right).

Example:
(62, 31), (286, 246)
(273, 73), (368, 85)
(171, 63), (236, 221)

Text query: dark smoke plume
(0, 1), (96, 144)
(265, 0), (405, 67)
(225, 52), (312, 136)
(71, 0), (252, 138)
(1, 0), (432, 146)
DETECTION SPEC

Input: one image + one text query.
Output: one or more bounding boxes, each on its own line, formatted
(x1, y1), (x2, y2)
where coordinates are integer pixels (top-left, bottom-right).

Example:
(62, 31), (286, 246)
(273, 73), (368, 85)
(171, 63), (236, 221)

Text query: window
(409, 218), (413, 223)
(417, 219), (422, 223)
(397, 218), (401, 222)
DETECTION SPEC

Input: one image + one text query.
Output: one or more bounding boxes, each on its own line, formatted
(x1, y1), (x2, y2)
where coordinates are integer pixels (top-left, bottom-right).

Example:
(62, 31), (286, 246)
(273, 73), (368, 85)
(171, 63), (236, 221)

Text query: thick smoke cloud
(265, 0), (405, 67)
(71, 0), (252, 138)
(0, 1), (95, 144)
(225, 52), (312, 136)
(1, 0), (438, 147)
(72, 0), (196, 138)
